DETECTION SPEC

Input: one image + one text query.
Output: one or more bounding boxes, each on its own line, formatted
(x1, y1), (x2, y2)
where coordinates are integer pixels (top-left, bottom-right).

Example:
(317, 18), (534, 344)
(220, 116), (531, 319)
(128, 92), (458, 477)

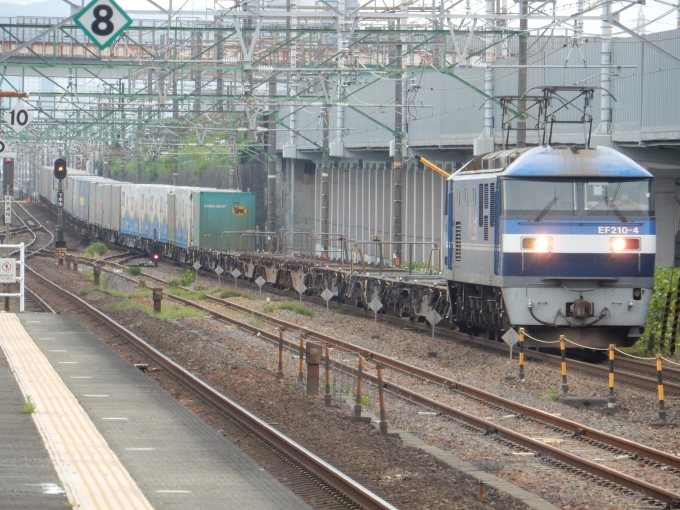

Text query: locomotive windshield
(503, 179), (653, 219)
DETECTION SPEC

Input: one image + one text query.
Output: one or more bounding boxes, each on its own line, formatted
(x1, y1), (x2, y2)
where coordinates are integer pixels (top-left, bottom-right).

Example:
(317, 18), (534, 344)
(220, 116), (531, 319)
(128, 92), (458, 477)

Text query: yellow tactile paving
(0, 314), (153, 510)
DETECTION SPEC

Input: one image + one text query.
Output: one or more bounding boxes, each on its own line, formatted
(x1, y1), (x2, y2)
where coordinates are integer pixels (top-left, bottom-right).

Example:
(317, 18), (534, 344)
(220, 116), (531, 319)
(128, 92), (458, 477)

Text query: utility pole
(173, 145), (178, 186)
(392, 17), (403, 267)
(321, 103), (330, 258)
(517, 0), (527, 147)
(267, 80), (277, 234)
(595, 1), (613, 146)
(215, 17), (224, 112)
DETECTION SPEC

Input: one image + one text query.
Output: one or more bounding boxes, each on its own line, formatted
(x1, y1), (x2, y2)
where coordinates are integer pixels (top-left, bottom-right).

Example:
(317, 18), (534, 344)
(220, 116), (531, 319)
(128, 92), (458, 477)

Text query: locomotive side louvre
(445, 146), (655, 348)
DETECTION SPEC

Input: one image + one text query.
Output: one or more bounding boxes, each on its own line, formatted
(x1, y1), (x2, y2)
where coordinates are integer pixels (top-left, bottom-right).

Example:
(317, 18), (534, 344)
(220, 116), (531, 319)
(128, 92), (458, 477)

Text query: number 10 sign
(74, 0), (132, 50)
(3, 101), (33, 134)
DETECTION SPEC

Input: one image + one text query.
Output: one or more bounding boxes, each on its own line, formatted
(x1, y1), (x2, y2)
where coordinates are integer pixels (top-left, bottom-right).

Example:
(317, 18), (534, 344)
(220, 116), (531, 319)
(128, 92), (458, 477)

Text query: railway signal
(151, 243), (162, 266)
(3, 157), (13, 196)
(53, 158), (67, 180)
(53, 158), (67, 265)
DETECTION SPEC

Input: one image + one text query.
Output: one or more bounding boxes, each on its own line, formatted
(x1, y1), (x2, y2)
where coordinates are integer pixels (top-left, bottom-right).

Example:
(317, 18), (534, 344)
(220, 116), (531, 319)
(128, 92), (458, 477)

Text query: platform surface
(0, 313), (312, 510)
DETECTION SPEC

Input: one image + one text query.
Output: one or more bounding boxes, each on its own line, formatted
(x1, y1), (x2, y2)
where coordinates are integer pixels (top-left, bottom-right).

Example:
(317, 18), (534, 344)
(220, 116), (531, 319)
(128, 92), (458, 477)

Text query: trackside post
(518, 328), (525, 380)
(560, 335), (568, 396)
(608, 344), (615, 408)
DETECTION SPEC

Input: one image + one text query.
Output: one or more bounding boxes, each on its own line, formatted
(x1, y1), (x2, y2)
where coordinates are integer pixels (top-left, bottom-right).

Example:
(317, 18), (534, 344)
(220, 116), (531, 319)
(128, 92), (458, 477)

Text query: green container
(193, 191), (256, 251)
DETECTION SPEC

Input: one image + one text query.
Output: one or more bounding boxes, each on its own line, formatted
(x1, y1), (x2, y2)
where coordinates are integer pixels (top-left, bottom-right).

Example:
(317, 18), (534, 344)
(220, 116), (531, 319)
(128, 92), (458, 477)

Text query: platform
(0, 313), (312, 510)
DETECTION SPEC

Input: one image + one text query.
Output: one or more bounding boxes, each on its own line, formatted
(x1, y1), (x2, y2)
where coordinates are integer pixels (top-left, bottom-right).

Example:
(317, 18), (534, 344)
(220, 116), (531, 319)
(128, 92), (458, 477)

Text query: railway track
(16, 203), (680, 507)
(114, 256), (680, 395)
(8, 205), (397, 510)
(73, 258), (680, 507)
(80, 253), (680, 397)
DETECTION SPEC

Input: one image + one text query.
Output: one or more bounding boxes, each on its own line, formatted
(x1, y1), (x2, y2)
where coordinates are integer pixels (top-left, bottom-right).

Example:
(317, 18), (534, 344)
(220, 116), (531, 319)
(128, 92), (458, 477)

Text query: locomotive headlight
(610, 237), (641, 252)
(521, 236), (553, 252)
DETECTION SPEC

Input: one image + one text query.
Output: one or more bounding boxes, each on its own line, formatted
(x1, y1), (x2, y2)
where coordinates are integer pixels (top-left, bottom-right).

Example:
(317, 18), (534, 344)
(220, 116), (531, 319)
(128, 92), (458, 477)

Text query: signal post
(3, 157), (14, 311)
(53, 158), (67, 265)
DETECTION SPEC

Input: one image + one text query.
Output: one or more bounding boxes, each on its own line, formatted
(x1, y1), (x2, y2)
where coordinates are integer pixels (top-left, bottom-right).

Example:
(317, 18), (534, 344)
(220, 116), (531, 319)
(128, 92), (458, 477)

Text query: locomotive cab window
(503, 180), (577, 218)
(503, 178), (654, 219)
(584, 180), (653, 218)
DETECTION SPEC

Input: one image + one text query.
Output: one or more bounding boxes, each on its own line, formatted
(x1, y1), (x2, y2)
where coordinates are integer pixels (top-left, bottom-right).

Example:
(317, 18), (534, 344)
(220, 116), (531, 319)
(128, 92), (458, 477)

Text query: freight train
(33, 145), (654, 350)
(36, 167), (256, 254)
(444, 145), (655, 348)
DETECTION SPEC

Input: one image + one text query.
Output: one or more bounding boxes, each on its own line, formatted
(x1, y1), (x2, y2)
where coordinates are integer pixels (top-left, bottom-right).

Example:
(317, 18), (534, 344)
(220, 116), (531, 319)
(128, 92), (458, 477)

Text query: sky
(0, 0), (678, 34)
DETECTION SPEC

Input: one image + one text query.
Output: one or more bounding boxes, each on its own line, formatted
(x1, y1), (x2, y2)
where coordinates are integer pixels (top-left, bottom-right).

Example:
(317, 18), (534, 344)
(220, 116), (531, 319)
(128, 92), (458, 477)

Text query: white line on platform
(40, 338), (56, 340)
(49, 350), (67, 352)
(155, 490), (192, 493)
(126, 448), (155, 451)
(58, 362), (78, 364)
(102, 417), (129, 421)
(70, 376), (92, 378)
(84, 395), (109, 398)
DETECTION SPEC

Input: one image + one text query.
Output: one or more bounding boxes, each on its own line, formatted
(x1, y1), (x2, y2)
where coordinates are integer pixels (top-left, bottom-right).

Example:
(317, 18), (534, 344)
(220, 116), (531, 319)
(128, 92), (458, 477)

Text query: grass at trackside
(125, 266), (143, 276)
(77, 286), (151, 299)
(216, 289), (256, 300)
(103, 299), (208, 319)
(261, 302), (314, 317)
(85, 242), (108, 257)
(77, 282), (207, 319)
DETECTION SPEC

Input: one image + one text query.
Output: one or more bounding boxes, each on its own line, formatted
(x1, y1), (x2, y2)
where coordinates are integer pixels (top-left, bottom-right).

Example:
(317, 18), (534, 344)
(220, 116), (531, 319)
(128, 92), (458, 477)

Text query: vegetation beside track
(636, 265), (680, 356)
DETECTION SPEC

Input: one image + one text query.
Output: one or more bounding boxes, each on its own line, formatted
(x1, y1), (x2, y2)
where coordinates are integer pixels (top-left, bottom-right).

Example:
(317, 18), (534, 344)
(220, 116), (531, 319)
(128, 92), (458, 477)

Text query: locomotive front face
(500, 177), (655, 347)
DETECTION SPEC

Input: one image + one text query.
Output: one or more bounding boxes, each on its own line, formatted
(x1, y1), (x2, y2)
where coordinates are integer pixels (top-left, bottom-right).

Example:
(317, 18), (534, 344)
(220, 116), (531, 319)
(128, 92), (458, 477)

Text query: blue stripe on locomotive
(499, 217), (655, 277)
(500, 252), (655, 277)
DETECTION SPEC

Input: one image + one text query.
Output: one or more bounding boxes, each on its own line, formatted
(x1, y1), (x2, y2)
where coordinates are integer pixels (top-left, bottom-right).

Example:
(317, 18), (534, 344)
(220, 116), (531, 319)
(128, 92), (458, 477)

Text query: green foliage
(103, 299), (207, 319)
(169, 287), (207, 300)
(85, 242), (108, 257)
(638, 265), (680, 355)
(78, 286), (152, 299)
(125, 266), (142, 276)
(217, 289), (255, 300)
(261, 302), (314, 317)
(360, 395), (370, 406)
(248, 315), (265, 328)
(23, 395), (36, 414)
(400, 260), (428, 271)
(167, 269), (196, 288)
(547, 387), (560, 403)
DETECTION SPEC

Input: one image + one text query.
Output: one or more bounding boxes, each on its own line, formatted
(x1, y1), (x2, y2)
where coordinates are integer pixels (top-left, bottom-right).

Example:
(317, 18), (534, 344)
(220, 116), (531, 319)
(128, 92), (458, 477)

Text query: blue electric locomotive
(444, 145), (655, 348)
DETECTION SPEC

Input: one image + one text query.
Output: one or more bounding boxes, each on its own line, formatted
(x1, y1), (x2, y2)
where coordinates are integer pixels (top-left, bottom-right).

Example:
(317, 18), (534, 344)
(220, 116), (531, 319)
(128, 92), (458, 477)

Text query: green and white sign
(74, 0), (132, 50)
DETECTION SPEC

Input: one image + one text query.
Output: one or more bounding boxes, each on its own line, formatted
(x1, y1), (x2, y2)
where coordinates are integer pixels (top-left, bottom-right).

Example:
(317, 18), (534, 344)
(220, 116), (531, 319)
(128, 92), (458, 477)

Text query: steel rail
(24, 286), (57, 313)
(78, 259), (680, 470)
(68, 257), (680, 505)
(73, 254), (680, 390)
(156, 291), (680, 506)
(25, 265), (399, 510)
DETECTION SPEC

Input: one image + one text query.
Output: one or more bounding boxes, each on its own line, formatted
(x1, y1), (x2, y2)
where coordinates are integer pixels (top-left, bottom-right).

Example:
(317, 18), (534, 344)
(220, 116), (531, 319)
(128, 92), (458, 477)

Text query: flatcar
(444, 145), (655, 348)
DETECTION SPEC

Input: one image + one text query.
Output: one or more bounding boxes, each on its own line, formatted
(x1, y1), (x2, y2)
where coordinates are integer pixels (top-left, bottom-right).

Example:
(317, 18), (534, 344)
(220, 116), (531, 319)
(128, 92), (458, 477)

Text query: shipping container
(103, 183), (121, 231)
(167, 192), (176, 244)
(192, 190), (256, 251)
(94, 183), (103, 226)
(120, 183), (139, 235)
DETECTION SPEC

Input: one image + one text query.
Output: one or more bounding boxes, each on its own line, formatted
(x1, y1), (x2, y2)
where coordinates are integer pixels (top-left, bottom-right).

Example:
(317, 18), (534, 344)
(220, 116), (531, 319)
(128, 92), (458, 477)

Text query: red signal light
(153, 254), (159, 260)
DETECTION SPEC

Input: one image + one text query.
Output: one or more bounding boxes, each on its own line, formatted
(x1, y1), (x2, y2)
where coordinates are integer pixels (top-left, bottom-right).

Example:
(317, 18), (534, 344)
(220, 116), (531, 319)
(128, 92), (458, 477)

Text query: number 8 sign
(74, 0), (132, 50)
